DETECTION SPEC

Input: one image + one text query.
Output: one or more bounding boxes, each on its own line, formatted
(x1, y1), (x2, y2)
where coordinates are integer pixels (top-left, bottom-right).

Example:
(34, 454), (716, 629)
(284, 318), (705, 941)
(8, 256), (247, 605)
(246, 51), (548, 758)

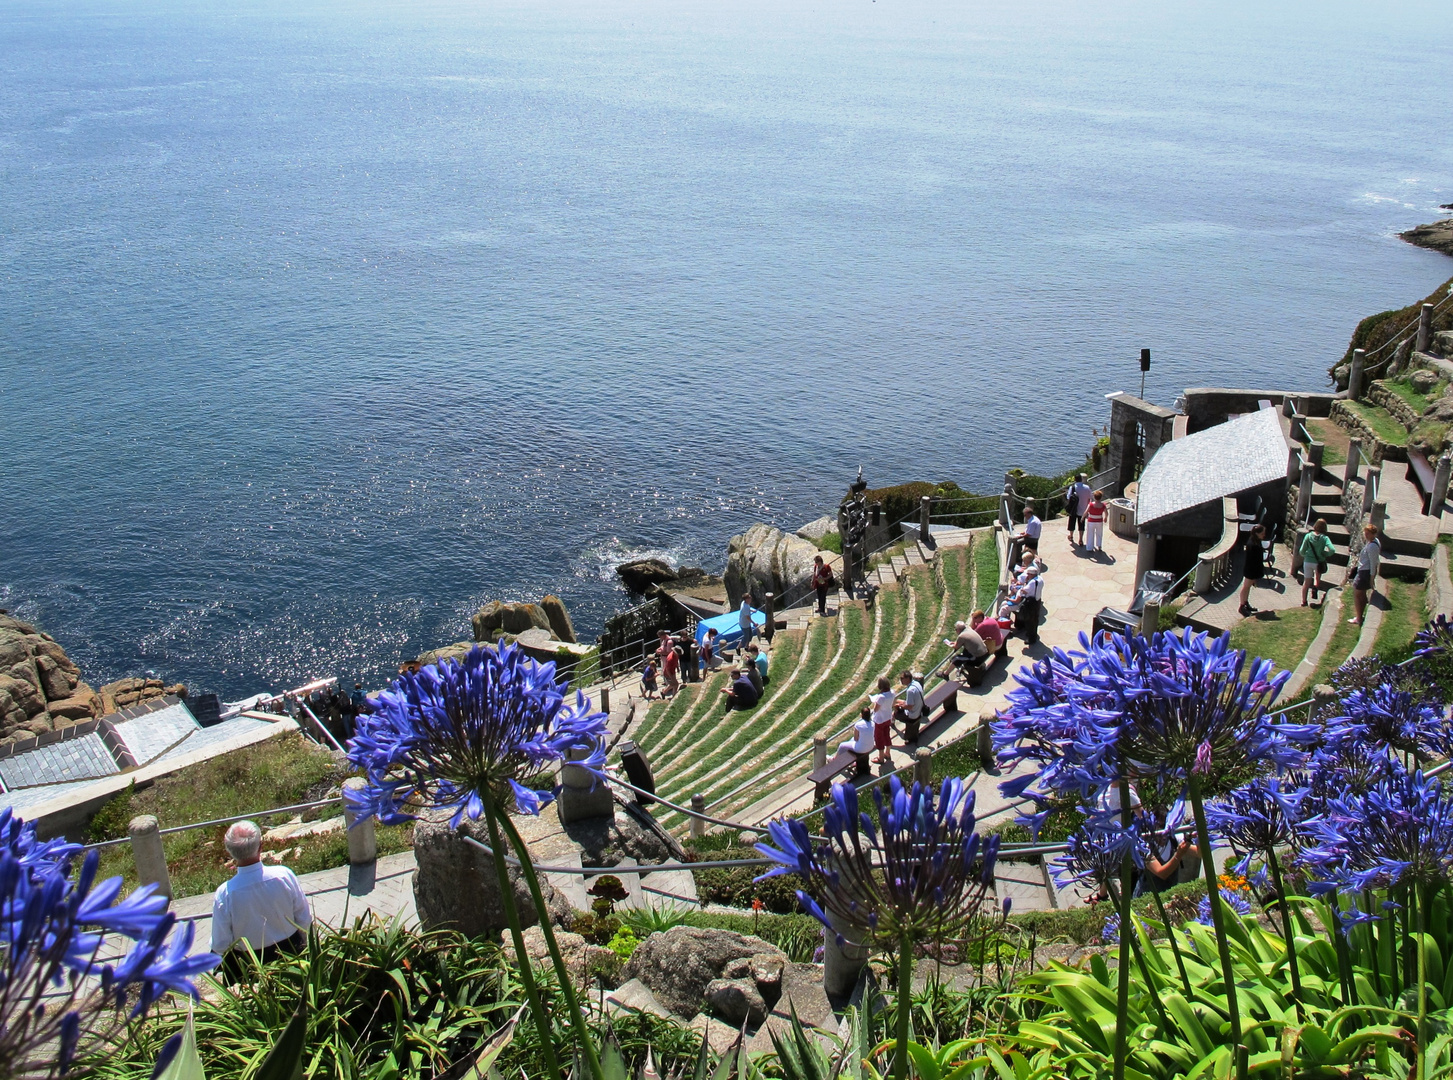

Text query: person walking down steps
(813, 555), (834, 616)
(738, 597), (756, 651)
(1299, 519), (1335, 607)
(1348, 523), (1382, 627)
(1238, 523), (1268, 617)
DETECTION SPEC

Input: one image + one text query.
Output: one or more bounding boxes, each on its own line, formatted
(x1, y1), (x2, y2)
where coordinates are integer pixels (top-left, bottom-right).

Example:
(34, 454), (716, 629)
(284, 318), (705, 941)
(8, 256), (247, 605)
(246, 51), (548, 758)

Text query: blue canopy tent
(695, 609), (766, 651)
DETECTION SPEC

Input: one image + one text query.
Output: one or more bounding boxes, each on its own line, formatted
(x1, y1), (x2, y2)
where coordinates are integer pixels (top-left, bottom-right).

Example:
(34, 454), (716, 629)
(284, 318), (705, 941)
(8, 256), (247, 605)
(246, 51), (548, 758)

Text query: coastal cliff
(1402, 218), (1453, 258)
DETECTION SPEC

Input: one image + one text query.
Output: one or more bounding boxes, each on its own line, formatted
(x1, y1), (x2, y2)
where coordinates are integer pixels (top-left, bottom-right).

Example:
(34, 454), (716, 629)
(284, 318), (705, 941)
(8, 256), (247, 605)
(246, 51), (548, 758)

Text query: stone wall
(1343, 479), (1368, 561)
(1108, 394), (1178, 491)
(1330, 401), (1408, 465)
(1366, 382), (1420, 430)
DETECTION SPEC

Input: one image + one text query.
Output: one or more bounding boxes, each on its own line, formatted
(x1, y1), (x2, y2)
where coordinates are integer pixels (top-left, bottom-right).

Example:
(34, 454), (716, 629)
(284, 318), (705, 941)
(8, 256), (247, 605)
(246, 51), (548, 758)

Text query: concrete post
(1292, 527), (1310, 577)
(1432, 453), (1452, 518)
(1418, 303), (1435, 354)
(1344, 438), (1362, 485)
(558, 743), (615, 824)
(129, 815), (173, 901)
(822, 874), (870, 998)
(913, 747), (932, 787)
(342, 777), (377, 865)
(1133, 532), (1157, 593)
(1140, 599), (1160, 638)
(1193, 556), (1213, 595)
(690, 795), (707, 839)
(1308, 441), (1325, 469)
(599, 686), (610, 714)
(1296, 458), (1316, 524)
(1371, 500), (1387, 533)
(763, 591), (775, 644)
(976, 706), (997, 770)
(920, 495), (932, 542)
(1349, 348), (1367, 400)
(812, 734), (828, 772)
(1287, 445), (1301, 481)
(1311, 683), (1338, 721)
(1363, 466), (1381, 515)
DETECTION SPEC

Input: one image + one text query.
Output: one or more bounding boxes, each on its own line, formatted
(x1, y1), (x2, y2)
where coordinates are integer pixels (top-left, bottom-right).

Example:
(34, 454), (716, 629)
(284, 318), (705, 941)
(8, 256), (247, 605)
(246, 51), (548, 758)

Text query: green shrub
(817, 529), (843, 554)
(606, 924), (640, 961)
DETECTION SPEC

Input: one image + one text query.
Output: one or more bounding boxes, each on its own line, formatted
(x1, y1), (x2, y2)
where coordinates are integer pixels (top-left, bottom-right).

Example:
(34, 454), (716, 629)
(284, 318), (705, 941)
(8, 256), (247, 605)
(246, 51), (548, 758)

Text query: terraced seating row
(632, 533), (988, 834)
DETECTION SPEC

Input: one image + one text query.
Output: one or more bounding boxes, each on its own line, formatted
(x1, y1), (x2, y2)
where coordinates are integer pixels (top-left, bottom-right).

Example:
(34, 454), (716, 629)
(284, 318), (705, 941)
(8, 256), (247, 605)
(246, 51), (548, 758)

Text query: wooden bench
(809, 748), (872, 799)
(904, 679), (962, 743)
(1408, 448), (1436, 513)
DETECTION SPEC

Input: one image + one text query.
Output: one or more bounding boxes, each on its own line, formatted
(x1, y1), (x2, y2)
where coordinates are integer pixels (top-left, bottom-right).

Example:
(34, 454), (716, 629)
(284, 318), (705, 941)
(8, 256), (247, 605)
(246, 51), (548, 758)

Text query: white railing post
(129, 815), (173, 900)
(1432, 453), (1452, 519)
(1345, 438), (1362, 485)
(1418, 303), (1435, 354)
(1193, 556), (1213, 595)
(1349, 348), (1367, 400)
(342, 777), (377, 865)
(690, 795), (707, 839)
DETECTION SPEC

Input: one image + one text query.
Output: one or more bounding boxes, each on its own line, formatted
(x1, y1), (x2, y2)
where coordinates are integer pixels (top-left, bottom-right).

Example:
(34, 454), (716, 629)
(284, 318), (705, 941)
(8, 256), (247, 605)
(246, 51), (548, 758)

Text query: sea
(1, 0), (1450, 700)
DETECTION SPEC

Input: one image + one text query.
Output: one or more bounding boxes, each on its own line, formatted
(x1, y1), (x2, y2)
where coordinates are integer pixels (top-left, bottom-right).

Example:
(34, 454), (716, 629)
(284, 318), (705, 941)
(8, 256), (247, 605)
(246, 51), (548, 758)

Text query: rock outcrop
(616, 559), (678, 592)
(621, 925), (787, 1019)
(471, 600), (552, 641)
(795, 516), (837, 544)
(723, 524), (820, 608)
(412, 815), (571, 938)
(0, 613), (104, 744)
(1401, 218), (1453, 258)
(97, 677), (187, 716)
(539, 595), (577, 644)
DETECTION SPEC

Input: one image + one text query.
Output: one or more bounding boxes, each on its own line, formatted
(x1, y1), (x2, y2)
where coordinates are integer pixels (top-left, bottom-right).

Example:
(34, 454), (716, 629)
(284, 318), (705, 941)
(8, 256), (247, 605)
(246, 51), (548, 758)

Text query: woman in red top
(970, 609), (1005, 653)
(657, 630), (680, 696)
(812, 555), (835, 616)
(1083, 490), (1108, 552)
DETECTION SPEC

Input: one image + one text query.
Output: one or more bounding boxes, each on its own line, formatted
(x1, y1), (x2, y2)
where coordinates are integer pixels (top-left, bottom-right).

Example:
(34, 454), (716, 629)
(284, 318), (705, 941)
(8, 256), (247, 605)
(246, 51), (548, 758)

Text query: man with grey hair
(210, 820), (312, 975)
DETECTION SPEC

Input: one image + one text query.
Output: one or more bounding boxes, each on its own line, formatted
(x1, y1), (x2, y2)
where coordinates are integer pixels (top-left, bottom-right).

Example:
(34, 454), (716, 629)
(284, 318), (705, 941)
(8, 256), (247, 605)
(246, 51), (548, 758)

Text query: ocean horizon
(2, 0), (1450, 699)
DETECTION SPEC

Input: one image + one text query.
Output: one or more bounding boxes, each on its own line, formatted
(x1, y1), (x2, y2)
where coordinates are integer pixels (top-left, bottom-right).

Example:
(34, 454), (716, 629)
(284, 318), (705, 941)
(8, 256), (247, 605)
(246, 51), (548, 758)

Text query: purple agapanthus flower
(1196, 889), (1252, 926)
(1206, 776), (1305, 867)
(755, 776), (1000, 950)
(1324, 684), (1451, 762)
(345, 641), (609, 824)
(0, 817), (218, 1075)
(1051, 813), (1146, 891)
(1413, 614), (1453, 661)
(1300, 769), (1453, 895)
(994, 627), (1310, 808)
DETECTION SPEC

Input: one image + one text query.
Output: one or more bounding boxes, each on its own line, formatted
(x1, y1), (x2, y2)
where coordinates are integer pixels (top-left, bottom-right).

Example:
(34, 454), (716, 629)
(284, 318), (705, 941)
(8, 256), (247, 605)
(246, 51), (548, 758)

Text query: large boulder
(35, 655), (77, 701)
(616, 559), (677, 592)
(705, 978), (767, 1028)
(503, 924), (619, 989)
(412, 816), (571, 939)
(0, 615), (108, 742)
(0, 674), (45, 718)
(622, 926), (787, 1019)
(471, 601), (552, 642)
(539, 595), (577, 644)
(795, 516), (837, 544)
(98, 678), (185, 715)
(417, 641), (477, 668)
(724, 524), (820, 608)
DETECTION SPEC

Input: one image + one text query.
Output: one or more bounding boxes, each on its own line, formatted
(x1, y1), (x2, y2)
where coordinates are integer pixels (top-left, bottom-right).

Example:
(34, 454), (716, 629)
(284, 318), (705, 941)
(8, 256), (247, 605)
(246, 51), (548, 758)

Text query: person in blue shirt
(719, 666), (759, 712)
(738, 598), (756, 650)
(746, 643), (769, 684)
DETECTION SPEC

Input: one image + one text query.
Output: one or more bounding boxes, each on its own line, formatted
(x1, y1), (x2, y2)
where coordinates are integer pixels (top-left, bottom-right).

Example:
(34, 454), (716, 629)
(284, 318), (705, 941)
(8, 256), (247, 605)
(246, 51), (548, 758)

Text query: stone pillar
(129, 815), (173, 901)
(1371, 500), (1387, 533)
(1287, 445), (1301, 481)
(1432, 454), (1452, 518)
(1349, 348), (1367, 400)
(812, 734), (828, 772)
(1140, 599), (1160, 638)
(558, 743), (614, 824)
(1344, 438), (1362, 485)
(1291, 527), (1310, 576)
(1296, 458), (1316, 524)
(1312, 683), (1338, 720)
(1133, 532), (1157, 592)
(599, 686), (610, 714)
(1363, 466), (1381, 515)
(342, 777), (377, 865)
(1308, 441), (1325, 469)
(976, 706), (997, 770)
(690, 795), (707, 839)
(920, 495), (932, 542)
(913, 747), (932, 787)
(1193, 556), (1213, 595)
(1418, 303), (1435, 354)
(763, 592), (775, 644)
(822, 887), (870, 998)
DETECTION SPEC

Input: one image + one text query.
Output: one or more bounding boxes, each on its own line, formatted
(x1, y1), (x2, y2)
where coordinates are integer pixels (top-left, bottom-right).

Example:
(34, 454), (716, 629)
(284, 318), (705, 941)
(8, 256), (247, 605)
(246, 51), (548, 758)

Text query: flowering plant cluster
(0, 808), (217, 1076)
(345, 641), (609, 825)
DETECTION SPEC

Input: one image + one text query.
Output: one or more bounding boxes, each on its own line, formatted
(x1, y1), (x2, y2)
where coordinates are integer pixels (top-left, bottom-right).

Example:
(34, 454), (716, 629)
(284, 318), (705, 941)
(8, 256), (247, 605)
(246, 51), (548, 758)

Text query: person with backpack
(1066, 474), (1093, 546)
(1299, 518), (1336, 606)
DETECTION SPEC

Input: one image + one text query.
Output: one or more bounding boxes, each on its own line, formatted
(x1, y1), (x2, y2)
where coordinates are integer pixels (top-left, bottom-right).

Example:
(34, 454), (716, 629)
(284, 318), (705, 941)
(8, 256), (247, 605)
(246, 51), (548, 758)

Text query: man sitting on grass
(719, 665), (760, 712)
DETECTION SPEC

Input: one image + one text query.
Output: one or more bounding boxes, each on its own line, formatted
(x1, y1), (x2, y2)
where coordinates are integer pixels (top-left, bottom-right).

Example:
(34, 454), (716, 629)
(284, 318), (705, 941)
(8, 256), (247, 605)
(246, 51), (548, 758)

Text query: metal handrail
(80, 796), (345, 851)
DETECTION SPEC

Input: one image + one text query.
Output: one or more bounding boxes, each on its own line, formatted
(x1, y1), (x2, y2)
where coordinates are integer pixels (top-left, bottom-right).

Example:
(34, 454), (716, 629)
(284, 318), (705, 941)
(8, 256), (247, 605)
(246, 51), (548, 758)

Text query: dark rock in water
(1400, 218), (1453, 257)
(616, 558), (678, 592)
(622, 926), (787, 1019)
(471, 600), (552, 641)
(540, 594), (577, 643)
(412, 816), (571, 938)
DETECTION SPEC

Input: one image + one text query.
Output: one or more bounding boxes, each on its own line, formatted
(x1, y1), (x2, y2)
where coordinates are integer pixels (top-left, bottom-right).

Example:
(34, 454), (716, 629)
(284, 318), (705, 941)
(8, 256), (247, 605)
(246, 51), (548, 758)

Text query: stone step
(994, 859), (1055, 913)
(1379, 550), (1432, 582)
(544, 850), (591, 914)
(905, 548), (925, 567)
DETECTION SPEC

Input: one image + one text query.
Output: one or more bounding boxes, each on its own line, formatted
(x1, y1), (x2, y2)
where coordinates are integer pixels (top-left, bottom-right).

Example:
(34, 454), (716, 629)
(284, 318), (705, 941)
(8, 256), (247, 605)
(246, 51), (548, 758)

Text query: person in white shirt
(869, 676), (897, 765)
(894, 669), (926, 744)
(1013, 499), (1043, 566)
(738, 598), (756, 650)
(1016, 567), (1044, 645)
(211, 820), (313, 978)
(838, 706), (875, 761)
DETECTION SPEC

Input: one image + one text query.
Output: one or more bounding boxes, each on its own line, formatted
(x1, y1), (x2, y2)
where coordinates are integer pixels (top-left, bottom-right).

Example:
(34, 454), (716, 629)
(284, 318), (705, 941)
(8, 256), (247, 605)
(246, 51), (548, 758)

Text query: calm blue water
(2, 0), (1450, 699)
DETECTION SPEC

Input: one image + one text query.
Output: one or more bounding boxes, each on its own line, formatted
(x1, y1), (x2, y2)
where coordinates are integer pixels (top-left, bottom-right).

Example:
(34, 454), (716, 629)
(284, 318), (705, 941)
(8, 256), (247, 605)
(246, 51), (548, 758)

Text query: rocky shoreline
(1401, 217), (1453, 258)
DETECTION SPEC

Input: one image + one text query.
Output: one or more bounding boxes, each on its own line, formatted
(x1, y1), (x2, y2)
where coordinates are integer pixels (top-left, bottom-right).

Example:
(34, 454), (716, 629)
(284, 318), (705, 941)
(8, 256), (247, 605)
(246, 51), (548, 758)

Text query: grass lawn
(973, 531), (1001, 612)
(89, 732), (412, 899)
(1385, 376), (1444, 416)
(1303, 418), (1348, 467)
(1343, 401), (1410, 446)
(1372, 577), (1428, 666)
(1305, 604), (1367, 691)
(1228, 605), (1323, 674)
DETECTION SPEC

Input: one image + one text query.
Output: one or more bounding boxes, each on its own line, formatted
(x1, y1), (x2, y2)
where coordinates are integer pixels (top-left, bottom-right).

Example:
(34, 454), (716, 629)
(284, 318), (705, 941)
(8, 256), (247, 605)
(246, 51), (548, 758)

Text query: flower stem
(1106, 880), (1174, 1036)
(496, 807), (606, 1080)
(1188, 775), (1246, 1080)
(1112, 779), (1134, 1080)
(1264, 849), (1304, 1021)
(895, 933), (913, 1080)
(1417, 885), (1428, 1080)
(481, 799), (563, 1080)
(1148, 888), (1193, 998)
